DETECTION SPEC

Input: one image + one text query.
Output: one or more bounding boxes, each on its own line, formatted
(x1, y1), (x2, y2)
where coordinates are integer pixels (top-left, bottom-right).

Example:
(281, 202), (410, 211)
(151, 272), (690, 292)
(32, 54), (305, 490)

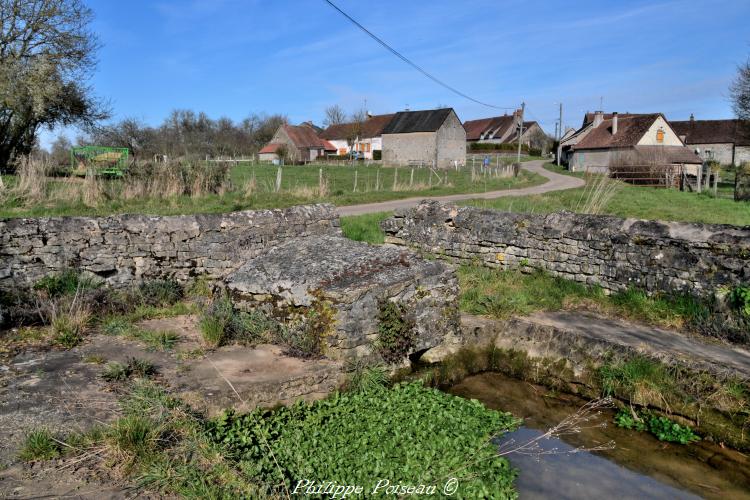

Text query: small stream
(448, 373), (750, 499)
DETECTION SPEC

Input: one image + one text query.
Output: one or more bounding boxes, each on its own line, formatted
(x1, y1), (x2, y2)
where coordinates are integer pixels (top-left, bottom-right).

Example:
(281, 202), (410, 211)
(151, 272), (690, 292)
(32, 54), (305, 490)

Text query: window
(338, 148), (347, 155)
(656, 128), (664, 143)
(365, 143), (371, 152)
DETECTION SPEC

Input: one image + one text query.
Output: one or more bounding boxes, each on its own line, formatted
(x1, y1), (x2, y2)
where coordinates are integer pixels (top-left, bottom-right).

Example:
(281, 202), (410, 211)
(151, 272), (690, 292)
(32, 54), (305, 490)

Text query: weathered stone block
(224, 236), (461, 363)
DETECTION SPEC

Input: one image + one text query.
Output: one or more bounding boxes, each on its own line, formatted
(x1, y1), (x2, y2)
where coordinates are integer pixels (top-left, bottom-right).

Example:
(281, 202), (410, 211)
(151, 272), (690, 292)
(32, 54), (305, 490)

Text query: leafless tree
(323, 105), (347, 128)
(730, 58), (750, 120)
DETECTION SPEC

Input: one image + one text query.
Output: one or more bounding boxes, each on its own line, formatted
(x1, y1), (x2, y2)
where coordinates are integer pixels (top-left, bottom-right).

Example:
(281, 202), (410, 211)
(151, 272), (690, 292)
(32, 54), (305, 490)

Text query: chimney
(593, 111), (604, 127)
(612, 112), (618, 135)
(689, 113), (695, 122)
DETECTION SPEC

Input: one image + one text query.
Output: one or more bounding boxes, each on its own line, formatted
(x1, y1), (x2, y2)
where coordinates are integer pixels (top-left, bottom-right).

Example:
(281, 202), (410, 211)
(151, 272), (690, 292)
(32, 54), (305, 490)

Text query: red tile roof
(574, 114), (663, 150)
(321, 140), (337, 151)
(463, 115), (517, 141)
(670, 119), (750, 146)
(259, 143), (282, 154)
(283, 125), (328, 149)
(463, 117), (498, 140)
(320, 114), (396, 140)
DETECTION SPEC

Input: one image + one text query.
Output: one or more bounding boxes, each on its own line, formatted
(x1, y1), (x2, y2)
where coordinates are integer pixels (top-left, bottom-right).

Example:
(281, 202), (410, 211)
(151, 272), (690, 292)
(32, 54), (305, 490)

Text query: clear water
(449, 373), (750, 500)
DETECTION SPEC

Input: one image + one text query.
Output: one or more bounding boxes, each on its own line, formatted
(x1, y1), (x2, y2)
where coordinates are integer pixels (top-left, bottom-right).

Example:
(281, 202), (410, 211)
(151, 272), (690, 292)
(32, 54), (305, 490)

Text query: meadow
(0, 157), (543, 218)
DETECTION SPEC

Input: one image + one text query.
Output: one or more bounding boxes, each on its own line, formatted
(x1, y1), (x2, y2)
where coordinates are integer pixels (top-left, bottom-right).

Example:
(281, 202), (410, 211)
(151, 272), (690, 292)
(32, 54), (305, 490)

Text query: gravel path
(336, 160), (585, 216)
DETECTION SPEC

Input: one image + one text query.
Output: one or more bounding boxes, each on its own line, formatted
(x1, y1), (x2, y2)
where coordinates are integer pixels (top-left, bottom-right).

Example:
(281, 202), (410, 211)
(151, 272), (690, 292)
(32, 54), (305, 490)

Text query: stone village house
(560, 111), (701, 174)
(463, 109), (546, 149)
(380, 108), (466, 169)
(670, 115), (750, 166)
(258, 124), (335, 163)
(319, 113), (395, 160)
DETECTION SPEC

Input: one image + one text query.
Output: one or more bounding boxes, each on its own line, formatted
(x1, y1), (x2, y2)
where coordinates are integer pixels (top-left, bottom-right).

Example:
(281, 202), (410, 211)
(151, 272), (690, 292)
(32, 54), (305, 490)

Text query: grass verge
(458, 264), (710, 332)
(463, 163), (750, 226)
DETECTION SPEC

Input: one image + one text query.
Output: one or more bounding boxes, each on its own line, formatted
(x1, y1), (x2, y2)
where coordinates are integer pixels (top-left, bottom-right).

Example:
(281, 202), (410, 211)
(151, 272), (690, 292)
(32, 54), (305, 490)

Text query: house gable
(636, 115), (684, 147)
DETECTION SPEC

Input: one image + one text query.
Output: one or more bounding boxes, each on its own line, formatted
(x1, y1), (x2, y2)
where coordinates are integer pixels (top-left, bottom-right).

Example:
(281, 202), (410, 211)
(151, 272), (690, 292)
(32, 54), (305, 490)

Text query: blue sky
(44, 0), (750, 146)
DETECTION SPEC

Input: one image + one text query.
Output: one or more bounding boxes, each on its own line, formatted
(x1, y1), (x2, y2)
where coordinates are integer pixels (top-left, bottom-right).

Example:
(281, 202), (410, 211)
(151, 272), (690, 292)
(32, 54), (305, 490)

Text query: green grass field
(0, 160), (544, 218)
(463, 164), (750, 226)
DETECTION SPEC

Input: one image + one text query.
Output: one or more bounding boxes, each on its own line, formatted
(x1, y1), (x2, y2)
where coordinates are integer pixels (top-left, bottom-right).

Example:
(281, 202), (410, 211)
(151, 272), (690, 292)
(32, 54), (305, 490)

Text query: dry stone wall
(0, 204), (339, 290)
(382, 201), (750, 296)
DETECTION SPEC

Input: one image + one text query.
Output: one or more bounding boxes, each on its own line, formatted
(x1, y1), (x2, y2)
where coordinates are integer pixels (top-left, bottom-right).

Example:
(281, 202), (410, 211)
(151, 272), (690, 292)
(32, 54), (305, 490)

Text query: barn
(380, 108), (466, 168)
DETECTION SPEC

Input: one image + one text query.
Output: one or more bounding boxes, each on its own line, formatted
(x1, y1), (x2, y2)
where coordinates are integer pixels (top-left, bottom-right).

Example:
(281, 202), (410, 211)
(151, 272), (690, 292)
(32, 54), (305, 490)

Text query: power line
(322, 0), (515, 110)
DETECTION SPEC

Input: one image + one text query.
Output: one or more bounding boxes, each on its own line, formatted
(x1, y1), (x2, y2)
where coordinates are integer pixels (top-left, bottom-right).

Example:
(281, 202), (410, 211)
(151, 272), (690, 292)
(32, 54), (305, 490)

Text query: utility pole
(556, 102), (563, 166)
(516, 101), (525, 164)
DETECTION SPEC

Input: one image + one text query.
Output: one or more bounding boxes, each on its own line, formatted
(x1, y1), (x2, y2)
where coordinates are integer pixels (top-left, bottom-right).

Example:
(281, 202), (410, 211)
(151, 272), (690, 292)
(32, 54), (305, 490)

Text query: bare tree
(730, 58), (750, 120)
(0, 0), (109, 172)
(323, 105), (347, 128)
(49, 134), (72, 166)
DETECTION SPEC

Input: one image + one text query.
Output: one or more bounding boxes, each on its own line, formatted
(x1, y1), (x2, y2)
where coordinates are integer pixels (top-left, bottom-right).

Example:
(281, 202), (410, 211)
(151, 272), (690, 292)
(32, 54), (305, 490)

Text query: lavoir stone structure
(383, 201), (750, 297)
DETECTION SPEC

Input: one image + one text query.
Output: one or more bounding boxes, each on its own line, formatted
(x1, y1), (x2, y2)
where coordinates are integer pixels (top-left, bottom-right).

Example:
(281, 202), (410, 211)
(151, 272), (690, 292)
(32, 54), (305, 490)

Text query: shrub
(728, 285), (750, 317)
(375, 299), (416, 363)
(469, 142), (529, 152)
(18, 429), (62, 461)
(34, 269), (101, 297)
(137, 278), (184, 307)
(199, 295), (235, 348)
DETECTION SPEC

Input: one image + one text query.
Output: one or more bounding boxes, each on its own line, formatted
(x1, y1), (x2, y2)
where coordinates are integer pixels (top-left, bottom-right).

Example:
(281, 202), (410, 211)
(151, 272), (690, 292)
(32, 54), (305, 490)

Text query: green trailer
(70, 146), (129, 177)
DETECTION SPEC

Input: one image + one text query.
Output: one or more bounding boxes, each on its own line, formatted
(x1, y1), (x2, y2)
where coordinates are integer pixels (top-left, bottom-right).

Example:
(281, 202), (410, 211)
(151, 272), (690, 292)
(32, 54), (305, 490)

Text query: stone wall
(382, 201), (750, 296)
(0, 204), (339, 290)
(382, 131), (436, 167)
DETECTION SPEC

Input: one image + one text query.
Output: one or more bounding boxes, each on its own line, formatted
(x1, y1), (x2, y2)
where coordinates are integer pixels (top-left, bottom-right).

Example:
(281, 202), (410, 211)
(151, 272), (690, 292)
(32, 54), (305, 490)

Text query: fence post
(696, 164), (703, 193)
(375, 169), (380, 191)
(393, 168), (398, 190)
(429, 169), (433, 186)
(275, 166), (282, 192)
(319, 168), (324, 193)
(410, 168), (414, 187)
(353, 170), (358, 192)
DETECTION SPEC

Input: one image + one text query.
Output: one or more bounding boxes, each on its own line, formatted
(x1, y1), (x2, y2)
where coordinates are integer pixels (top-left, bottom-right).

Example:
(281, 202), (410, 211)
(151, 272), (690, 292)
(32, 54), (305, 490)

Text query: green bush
(728, 285), (750, 317)
(34, 269), (101, 297)
(138, 278), (184, 307)
(469, 142), (529, 152)
(615, 408), (700, 444)
(375, 299), (416, 363)
(207, 381), (519, 498)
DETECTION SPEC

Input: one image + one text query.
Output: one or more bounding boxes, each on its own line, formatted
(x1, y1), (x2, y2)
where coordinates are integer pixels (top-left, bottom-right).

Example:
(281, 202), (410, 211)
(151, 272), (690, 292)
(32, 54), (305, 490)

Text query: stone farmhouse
(670, 115), (750, 166)
(463, 109), (545, 148)
(561, 111), (701, 173)
(380, 108), (466, 169)
(259, 124), (335, 162)
(319, 113), (395, 160)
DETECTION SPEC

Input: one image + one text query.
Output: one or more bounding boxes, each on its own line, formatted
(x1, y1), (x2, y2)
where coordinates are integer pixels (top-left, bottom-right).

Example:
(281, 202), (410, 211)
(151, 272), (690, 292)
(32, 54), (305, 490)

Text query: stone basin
(223, 235), (461, 362)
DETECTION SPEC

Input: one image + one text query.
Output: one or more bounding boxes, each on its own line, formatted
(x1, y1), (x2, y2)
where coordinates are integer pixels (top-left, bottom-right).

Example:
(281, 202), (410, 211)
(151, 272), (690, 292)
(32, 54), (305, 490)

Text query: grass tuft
(18, 429), (62, 461)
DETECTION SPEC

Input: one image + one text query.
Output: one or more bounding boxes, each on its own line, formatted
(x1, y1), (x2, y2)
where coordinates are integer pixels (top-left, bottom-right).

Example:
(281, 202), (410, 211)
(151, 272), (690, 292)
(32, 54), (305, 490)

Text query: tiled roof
(574, 114), (662, 150)
(259, 143), (281, 154)
(670, 119), (750, 146)
(582, 112), (640, 127)
(321, 140), (337, 151)
(283, 125), (328, 149)
(381, 108), (454, 134)
(320, 114), (395, 140)
(463, 115), (516, 141)
(632, 145), (702, 164)
(463, 117), (497, 140)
